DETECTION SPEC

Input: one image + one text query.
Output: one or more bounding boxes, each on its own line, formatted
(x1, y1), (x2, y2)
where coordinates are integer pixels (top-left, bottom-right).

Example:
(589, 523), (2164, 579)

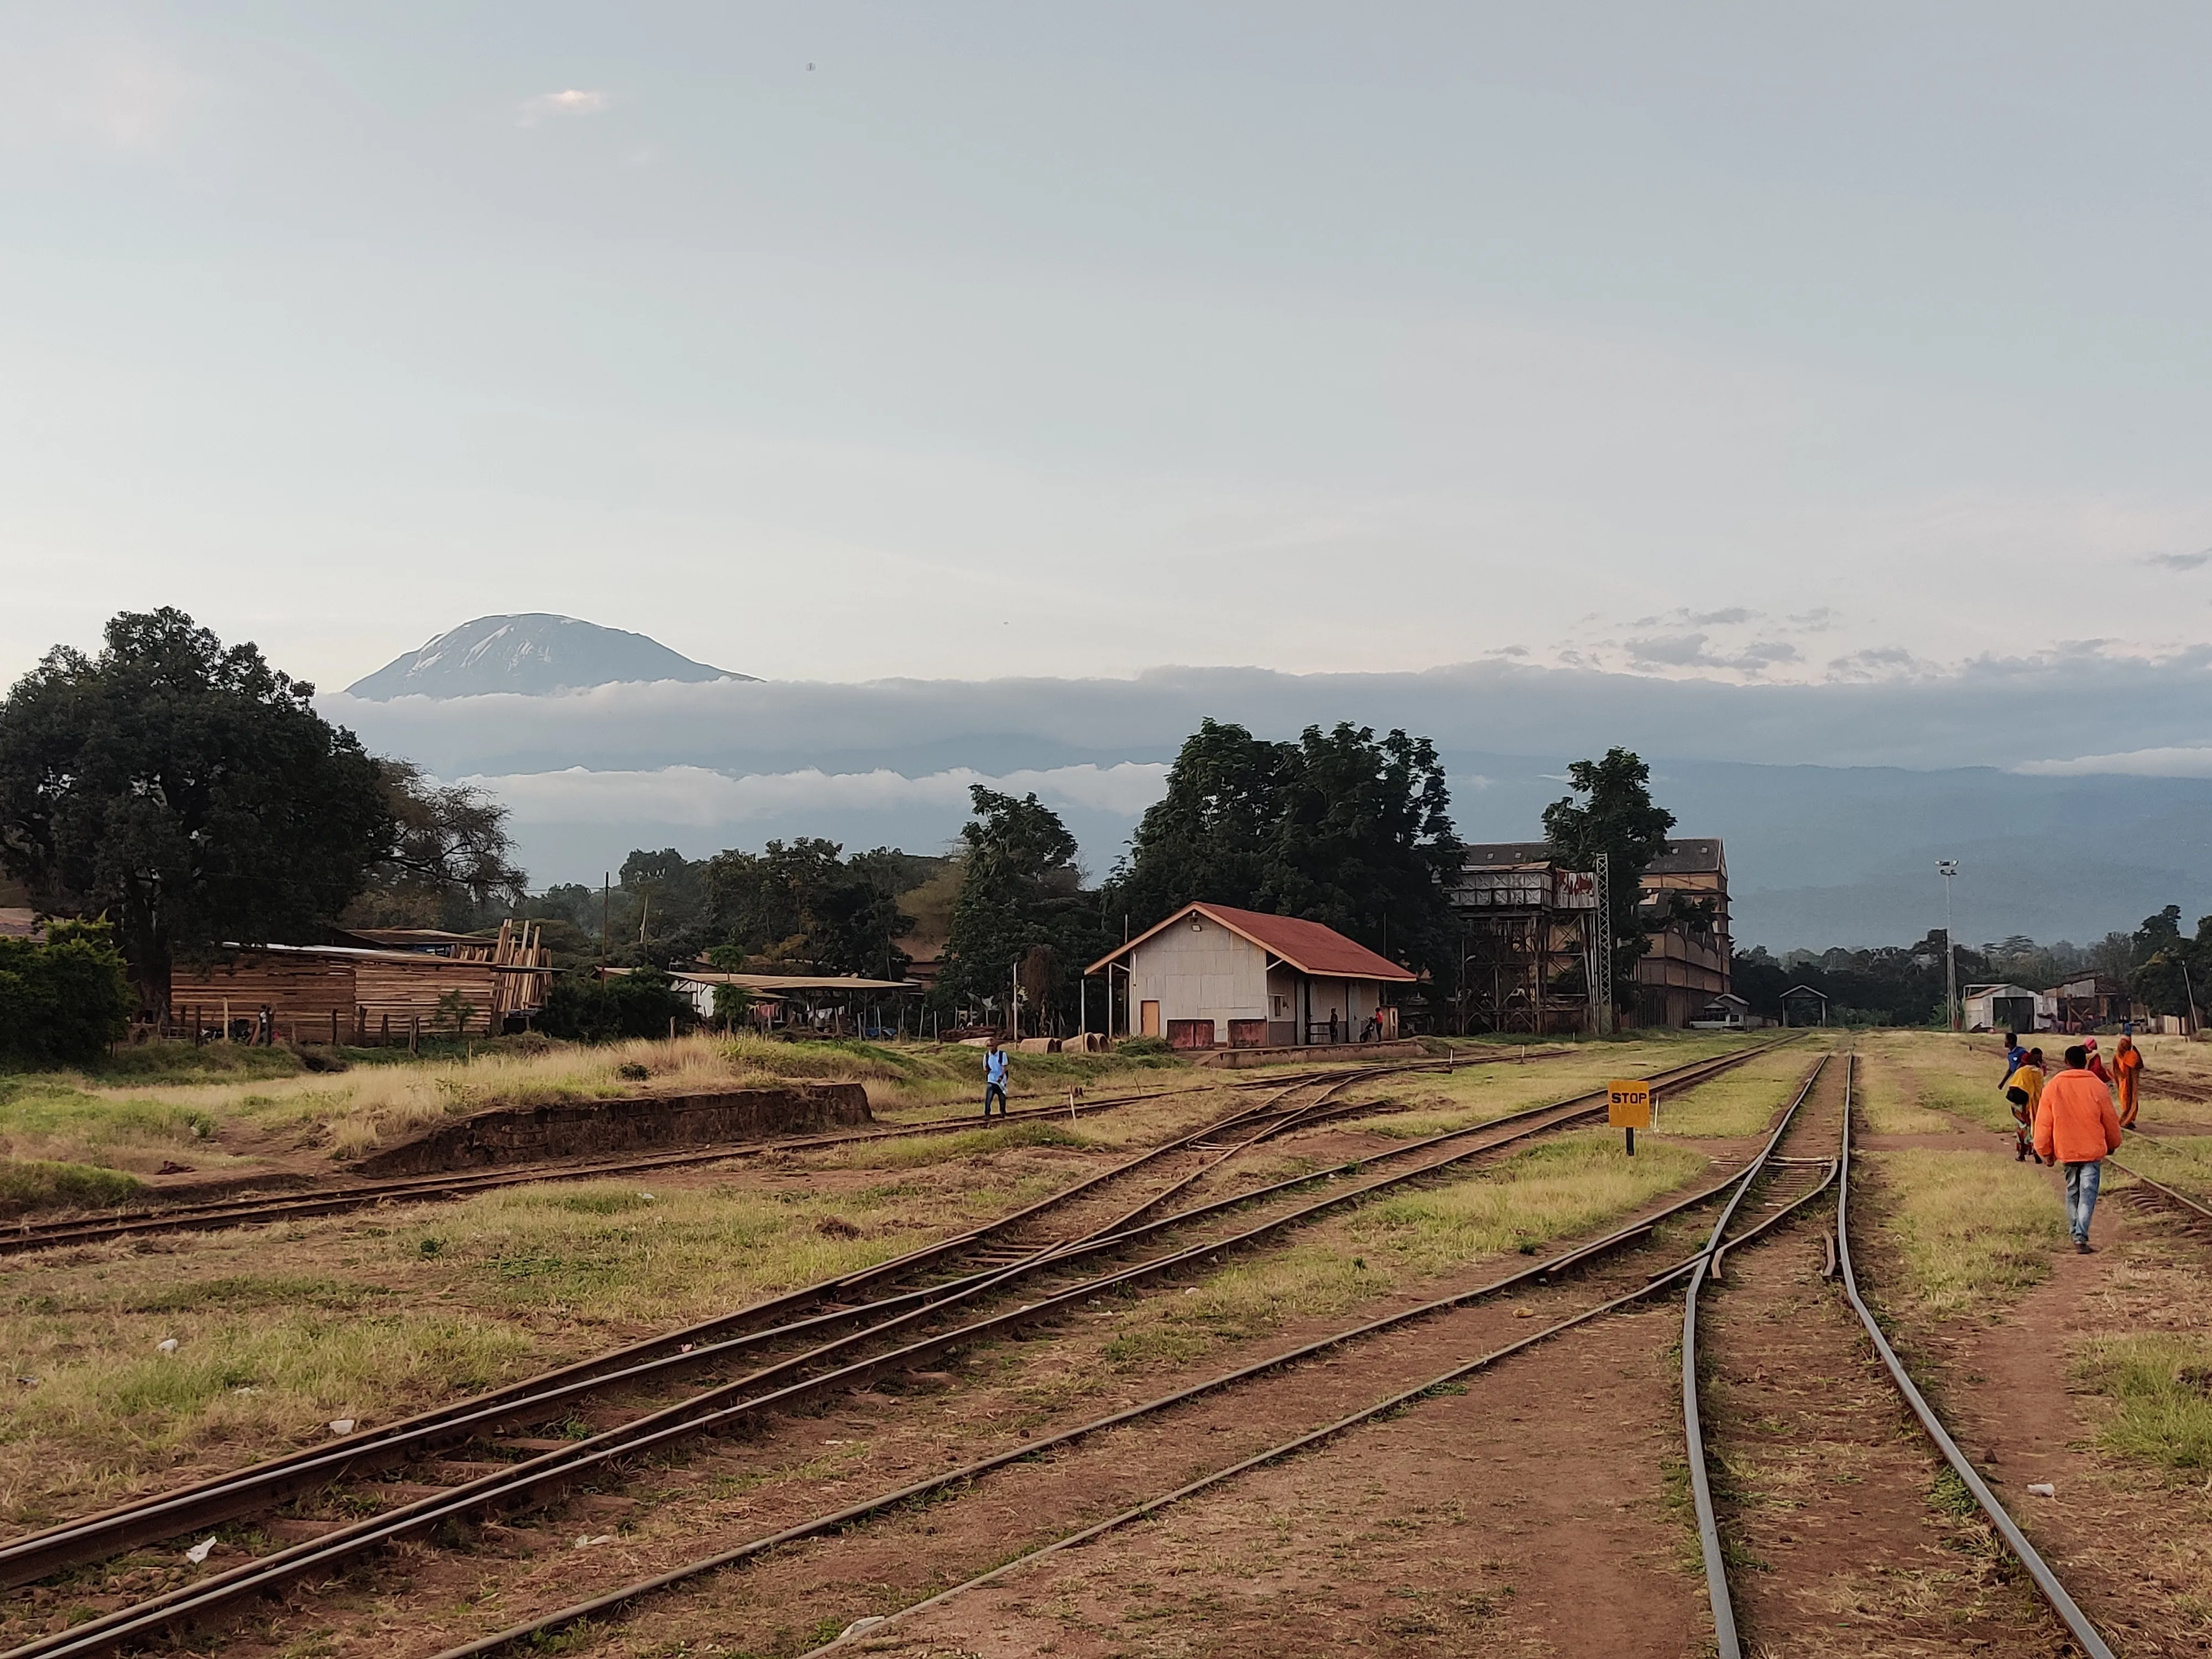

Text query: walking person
(2112, 1032), (2145, 1129)
(2081, 1036), (2112, 1086)
(2033, 1045), (2125, 1253)
(982, 1035), (1010, 1119)
(2003, 1046), (2045, 1164)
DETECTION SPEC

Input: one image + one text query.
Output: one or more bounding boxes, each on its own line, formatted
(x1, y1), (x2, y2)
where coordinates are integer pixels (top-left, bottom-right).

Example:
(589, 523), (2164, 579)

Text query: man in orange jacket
(2033, 1044), (2126, 1253)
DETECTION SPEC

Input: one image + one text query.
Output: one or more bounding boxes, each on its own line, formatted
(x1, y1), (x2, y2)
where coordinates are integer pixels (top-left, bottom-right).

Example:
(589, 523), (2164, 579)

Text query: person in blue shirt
(983, 1037), (1009, 1118)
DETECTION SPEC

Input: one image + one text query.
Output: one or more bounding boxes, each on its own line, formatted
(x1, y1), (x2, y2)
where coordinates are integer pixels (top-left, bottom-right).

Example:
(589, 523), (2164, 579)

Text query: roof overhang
(1084, 902), (1416, 982)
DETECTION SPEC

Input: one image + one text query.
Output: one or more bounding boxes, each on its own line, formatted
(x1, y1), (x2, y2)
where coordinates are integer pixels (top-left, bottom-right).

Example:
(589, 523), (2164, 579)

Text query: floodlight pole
(1937, 860), (1959, 1032)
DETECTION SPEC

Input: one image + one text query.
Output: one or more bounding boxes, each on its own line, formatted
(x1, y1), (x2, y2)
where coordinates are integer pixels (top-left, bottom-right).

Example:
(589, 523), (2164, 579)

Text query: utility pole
(1937, 860), (1959, 1032)
(1593, 853), (1614, 1036)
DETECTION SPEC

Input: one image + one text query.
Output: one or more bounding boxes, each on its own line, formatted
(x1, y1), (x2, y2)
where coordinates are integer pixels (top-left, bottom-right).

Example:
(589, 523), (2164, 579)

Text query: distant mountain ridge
(346, 615), (749, 700)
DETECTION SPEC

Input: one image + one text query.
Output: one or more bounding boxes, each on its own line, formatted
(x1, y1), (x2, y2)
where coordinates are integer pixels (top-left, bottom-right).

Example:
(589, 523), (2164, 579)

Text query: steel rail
(0, 1047), (1590, 1255)
(433, 1079), (1845, 1659)
(0, 1065), (1401, 1588)
(1682, 1055), (1830, 1658)
(1832, 1057), (2124, 1655)
(2110, 1157), (2212, 1224)
(1829, 1053), (2117, 1659)
(0, 1043), (1776, 1593)
(0, 1045), (1791, 1652)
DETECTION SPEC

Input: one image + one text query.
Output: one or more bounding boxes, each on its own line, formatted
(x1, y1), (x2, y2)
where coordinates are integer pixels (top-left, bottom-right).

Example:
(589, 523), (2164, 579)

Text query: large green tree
(705, 838), (917, 978)
(937, 787), (1107, 1031)
(2128, 905), (2210, 1019)
(0, 610), (390, 1018)
(1115, 719), (1463, 990)
(1540, 746), (1681, 1008)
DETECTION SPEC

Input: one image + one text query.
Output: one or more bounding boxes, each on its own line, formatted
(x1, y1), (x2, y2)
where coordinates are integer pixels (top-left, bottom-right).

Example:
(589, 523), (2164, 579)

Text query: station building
(1086, 902), (1415, 1050)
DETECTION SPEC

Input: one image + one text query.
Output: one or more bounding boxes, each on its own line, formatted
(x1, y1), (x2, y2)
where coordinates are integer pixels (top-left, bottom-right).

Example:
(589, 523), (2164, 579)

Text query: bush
(1114, 1035), (1173, 1058)
(537, 968), (698, 1044)
(0, 922), (134, 1067)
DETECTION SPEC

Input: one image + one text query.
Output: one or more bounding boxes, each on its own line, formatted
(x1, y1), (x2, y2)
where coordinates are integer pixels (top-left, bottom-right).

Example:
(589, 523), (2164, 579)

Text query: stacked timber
(170, 944), (503, 1040)
(170, 952), (355, 1040)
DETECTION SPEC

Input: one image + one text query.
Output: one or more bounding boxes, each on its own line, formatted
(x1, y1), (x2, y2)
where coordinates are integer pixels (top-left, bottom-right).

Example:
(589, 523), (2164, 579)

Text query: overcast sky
(5, 3), (2211, 703)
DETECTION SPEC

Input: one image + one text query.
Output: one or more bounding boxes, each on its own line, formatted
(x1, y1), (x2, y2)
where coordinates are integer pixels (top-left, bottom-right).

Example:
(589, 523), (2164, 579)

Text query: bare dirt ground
(1699, 1121), (2068, 1651)
(1851, 1035), (2212, 1657)
(1882, 1193), (2212, 1657)
(847, 1303), (1702, 1659)
(69, 1079), (1797, 1659)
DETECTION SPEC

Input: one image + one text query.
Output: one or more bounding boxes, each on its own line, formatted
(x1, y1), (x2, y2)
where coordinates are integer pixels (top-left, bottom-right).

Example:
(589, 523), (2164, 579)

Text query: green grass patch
(2122, 1135), (2212, 1205)
(0, 1159), (145, 1216)
(1348, 1131), (1706, 1274)
(815, 1120), (1096, 1169)
(1099, 1129), (1708, 1372)
(1852, 1048), (1959, 1135)
(2075, 1333), (2212, 1474)
(119, 1276), (379, 1314)
(1861, 1147), (2065, 1316)
(1649, 1044), (1832, 1139)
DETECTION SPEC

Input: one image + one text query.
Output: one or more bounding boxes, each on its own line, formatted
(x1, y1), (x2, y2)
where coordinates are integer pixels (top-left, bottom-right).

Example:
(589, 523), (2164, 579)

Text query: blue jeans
(2062, 1160), (2103, 1243)
(983, 1082), (1007, 1117)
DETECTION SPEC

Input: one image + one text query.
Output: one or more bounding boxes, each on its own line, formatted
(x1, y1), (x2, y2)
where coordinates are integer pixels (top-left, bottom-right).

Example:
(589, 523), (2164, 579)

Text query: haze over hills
(345, 615), (749, 700)
(320, 618), (2212, 953)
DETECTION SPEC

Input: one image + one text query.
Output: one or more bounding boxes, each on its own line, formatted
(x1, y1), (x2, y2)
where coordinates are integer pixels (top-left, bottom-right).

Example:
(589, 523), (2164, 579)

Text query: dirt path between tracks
(852, 1303), (1703, 1659)
(1846, 1044), (2212, 1657)
(1700, 1203), (2067, 1655)
(1881, 1180), (2212, 1657)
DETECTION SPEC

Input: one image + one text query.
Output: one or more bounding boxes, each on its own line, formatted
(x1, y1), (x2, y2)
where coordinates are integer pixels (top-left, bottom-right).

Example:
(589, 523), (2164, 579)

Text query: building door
(1140, 1000), (1161, 1037)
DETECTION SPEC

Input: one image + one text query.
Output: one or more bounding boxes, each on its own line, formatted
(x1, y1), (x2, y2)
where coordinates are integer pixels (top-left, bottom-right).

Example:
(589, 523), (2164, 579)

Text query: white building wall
(1129, 918), (1267, 1036)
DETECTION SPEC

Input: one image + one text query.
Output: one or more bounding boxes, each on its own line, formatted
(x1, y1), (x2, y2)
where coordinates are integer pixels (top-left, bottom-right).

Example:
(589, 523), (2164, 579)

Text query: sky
(6, 3), (2212, 701)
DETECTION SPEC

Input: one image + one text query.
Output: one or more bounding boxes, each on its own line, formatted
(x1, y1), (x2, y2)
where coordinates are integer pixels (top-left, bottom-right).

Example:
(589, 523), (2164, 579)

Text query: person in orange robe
(2112, 1033), (2143, 1129)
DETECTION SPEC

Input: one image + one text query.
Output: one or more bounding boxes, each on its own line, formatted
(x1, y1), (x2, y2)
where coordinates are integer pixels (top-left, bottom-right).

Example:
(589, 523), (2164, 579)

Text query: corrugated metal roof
(1086, 902), (1415, 982)
(663, 971), (919, 992)
(1463, 838), (1726, 875)
(1462, 842), (1557, 867)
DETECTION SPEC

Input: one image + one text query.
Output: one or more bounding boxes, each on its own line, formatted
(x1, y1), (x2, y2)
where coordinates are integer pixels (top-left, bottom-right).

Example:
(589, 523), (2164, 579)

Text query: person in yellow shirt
(2004, 1046), (2046, 1162)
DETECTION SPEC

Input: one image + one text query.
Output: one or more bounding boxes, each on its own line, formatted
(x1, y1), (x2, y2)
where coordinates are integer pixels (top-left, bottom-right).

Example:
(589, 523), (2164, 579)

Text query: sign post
(1608, 1079), (1652, 1156)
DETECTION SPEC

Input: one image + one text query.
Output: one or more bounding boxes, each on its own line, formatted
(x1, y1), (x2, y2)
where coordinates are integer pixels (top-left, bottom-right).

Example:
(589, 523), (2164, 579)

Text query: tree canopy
(936, 787), (1106, 1031)
(342, 759), (527, 931)
(0, 920), (134, 1067)
(705, 838), (922, 978)
(0, 609), (390, 1016)
(1540, 747), (1678, 1007)
(2128, 905), (2210, 1018)
(1114, 719), (1462, 988)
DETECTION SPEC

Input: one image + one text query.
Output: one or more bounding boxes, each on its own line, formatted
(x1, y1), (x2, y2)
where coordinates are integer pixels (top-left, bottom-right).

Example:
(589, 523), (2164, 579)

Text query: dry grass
(0, 1161), (1061, 1525)
(1855, 1031), (2018, 1135)
(1335, 1034), (1750, 1142)
(2123, 1134), (2212, 1204)
(1849, 1039), (1961, 1135)
(1096, 1130), (1707, 1372)
(1859, 1147), (2065, 1317)
(1643, 1041), (1833, 1139)
(0, 1035), (1191, 1176)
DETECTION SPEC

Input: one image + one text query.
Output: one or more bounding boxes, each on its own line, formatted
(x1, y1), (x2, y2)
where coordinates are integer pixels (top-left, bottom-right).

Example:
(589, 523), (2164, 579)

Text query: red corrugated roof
(1087, 902), (1415, 982)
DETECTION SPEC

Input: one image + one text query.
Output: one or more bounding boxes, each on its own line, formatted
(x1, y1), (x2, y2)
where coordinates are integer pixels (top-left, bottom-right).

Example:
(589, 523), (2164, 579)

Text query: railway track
(0, 1041), (1787, 1653)
(409, 1047), (1834, 1658)
(0, 1047), (1582, 1257)
(2112, 1156), (2212, 1238)
(1684, 1051), (2117, 1659)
